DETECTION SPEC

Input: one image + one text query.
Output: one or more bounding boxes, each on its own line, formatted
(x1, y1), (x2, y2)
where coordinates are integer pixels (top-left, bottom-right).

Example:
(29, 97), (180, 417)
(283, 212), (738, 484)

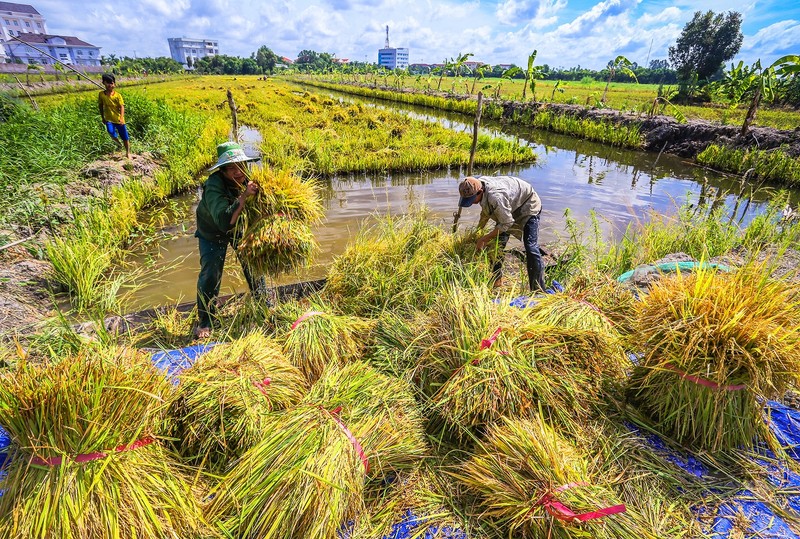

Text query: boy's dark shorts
(105, 122), (129, 141)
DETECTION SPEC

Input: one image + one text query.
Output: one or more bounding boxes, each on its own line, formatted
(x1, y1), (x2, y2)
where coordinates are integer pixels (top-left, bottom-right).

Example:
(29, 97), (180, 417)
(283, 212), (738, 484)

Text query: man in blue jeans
(194, 141), (266, 339)
(458, 175), (545, 291)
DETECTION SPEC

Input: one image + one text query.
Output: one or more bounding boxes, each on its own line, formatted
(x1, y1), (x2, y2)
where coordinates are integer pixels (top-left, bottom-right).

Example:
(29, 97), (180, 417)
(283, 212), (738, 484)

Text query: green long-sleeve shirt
(195, 171), (241, 242)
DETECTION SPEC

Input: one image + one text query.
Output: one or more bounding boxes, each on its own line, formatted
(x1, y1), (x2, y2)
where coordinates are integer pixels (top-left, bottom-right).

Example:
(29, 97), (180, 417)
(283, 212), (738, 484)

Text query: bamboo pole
(9, 35), (103, 89)
(453, 92), (483, 233)
(13, 76), (38, 110)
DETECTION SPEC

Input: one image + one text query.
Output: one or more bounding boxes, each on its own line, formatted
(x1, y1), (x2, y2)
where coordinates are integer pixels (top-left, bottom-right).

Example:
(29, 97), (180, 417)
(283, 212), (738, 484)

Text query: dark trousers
(196, 235), (266, 329)
(491, 214), (545, 292)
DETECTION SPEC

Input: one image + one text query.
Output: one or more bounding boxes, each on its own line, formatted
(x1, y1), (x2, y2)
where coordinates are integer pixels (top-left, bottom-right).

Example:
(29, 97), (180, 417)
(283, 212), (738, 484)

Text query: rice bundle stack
(627, 264), (800, 451)
(367, 311), (429, 378)
(169, 332), (308, 468)
(207, 361), (428, 539)
(0, 348), (211, 539)
(236, 166), (323, 276)
(278, 301), (376, 381)
(456, 415), (639, 539)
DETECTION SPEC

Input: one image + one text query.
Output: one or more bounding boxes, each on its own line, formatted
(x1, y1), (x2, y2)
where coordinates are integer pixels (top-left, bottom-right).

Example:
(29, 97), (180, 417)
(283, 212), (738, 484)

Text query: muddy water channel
(125, 92), (797, 310)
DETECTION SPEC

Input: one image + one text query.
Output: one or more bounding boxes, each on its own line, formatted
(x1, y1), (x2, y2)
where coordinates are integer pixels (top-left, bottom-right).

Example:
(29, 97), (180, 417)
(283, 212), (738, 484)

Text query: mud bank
(499, 101), (800, 160)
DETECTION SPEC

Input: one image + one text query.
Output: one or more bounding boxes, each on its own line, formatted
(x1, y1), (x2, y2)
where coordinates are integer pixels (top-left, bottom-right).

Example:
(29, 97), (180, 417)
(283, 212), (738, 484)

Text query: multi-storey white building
(377, 26), (408, 70)
(168, 37), (218, 69)
(5, 33), (100, 66)
(0, 1), (47, 62)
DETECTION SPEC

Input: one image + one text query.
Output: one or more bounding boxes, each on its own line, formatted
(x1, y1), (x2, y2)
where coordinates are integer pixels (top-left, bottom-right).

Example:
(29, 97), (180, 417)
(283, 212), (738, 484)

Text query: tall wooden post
(453, 92), (484, 233)
(227, 89), (239, 142)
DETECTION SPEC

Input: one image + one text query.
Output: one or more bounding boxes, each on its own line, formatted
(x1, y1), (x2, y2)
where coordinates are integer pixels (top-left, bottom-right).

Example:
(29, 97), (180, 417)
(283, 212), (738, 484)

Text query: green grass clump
(697, 144), (800, 187)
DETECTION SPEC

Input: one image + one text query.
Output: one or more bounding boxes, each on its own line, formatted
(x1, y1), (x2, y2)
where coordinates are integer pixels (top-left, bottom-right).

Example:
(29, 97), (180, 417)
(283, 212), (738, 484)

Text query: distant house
(0, 1), (48, 62)
(5, 33), (100, 66)
(167, 37), (218, 69)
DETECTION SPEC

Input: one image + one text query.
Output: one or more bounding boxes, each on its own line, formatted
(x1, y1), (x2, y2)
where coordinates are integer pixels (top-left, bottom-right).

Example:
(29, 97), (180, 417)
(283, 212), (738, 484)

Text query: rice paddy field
(2, 74), (800, 538)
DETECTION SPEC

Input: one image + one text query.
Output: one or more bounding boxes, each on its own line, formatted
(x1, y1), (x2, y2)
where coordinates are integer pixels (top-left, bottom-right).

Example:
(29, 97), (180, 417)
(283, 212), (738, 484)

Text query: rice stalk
(169, 332), (308, 469)
(0, 347), (212, 538)
(236, 166), (323, 277)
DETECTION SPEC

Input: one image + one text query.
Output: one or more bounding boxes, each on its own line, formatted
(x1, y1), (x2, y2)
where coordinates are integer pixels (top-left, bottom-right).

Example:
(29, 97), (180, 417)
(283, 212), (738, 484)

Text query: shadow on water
(123, 95), (799, 310)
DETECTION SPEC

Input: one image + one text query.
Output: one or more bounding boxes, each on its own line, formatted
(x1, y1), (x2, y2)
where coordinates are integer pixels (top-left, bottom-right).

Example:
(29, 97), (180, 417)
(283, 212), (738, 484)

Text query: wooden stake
(453, 92), (484, 233)
(227, 89), (239, 142)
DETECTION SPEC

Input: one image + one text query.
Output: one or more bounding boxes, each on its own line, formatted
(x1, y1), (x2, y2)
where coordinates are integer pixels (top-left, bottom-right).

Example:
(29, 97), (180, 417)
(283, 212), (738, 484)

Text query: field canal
(124, 91), (797, 310)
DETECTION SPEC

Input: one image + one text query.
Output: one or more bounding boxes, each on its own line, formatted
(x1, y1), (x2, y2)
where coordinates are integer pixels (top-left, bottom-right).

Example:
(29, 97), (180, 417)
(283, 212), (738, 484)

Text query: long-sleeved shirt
(476, 175), (542, 239)
(195, 171), (241, 243)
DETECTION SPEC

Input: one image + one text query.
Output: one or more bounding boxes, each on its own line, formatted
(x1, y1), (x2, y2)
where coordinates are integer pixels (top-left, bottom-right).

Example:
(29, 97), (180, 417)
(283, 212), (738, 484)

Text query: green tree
(253, 45), (278, 74)
(669, 11), (743, 86)
(741, 55), (800, 136)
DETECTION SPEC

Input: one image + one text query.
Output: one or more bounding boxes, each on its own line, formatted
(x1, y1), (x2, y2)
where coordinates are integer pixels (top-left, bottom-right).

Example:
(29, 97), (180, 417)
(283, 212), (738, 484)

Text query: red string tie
(479, 327), (502, 350)
(664, 362), (746, 391)
(291, 311), (325, 330)
(31, 436), (155, 467)
(322, 406), (369, 474)
(534, 482), (627, 523)
(253, 377), (272, 395)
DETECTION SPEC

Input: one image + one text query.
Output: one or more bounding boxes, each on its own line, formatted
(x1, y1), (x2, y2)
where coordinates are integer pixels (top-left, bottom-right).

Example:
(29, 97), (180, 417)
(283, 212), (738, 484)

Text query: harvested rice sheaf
(628, 264), (800, 452)
(0, 348), (212, 539)
(277, 301), (376, 381)
(207, 362), (428, 539)
(456, 415), (651, 539)
(236, 166), (323, 277)
(169, 332), (308, 468)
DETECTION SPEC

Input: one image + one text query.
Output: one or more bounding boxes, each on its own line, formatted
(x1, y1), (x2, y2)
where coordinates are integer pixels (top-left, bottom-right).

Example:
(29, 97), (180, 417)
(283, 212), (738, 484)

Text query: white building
(378, 47), (408, 70)
(5, 33), (100, 66)
(168, 37), (218, 69)
(0, 1), (47, 62)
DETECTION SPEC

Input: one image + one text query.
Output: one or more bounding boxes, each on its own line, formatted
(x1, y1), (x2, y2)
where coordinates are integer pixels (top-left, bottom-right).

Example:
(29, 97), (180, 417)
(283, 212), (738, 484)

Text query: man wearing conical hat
(194, 141), (264, 339)
(458, 175), (545, 292)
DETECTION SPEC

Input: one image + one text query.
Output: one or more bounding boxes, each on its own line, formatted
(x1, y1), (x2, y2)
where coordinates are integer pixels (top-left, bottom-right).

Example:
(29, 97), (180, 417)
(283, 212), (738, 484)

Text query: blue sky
(38, 0), (799, 70)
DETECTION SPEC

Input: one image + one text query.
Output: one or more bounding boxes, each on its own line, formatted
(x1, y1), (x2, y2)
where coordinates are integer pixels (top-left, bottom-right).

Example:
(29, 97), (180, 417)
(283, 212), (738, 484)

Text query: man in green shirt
(194, 142), (264, 339)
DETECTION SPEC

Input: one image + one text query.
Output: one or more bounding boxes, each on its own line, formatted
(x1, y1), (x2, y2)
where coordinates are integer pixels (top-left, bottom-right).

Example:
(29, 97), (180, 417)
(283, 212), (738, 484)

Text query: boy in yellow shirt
(98, 73), (130, 159)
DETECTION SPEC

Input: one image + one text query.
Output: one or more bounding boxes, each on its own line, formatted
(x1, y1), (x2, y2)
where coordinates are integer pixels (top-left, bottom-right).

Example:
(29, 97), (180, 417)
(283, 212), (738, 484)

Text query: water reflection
(123, 90), (798, 310)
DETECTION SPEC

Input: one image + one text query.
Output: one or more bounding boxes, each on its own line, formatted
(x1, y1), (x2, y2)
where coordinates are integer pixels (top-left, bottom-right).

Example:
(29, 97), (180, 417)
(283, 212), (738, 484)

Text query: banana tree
(470, 64), (490, 94)
(522, 50), (545, 101)
(601, 55), (637, 103)
(436, 58), (451, 91)
(741, 55), (800, 136)
(452, 52), (474, 94)
(496, 66), (521, 99)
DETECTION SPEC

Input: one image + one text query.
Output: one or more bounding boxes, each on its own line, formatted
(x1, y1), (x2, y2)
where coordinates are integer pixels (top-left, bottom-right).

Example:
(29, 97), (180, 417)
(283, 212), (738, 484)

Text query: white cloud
(638, 6), (681, 26)
(496, 0), (567, 28)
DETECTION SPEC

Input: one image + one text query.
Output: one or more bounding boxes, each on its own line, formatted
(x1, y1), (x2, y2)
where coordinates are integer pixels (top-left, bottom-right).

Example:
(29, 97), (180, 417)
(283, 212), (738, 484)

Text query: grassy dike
(0, 91), (228, 314)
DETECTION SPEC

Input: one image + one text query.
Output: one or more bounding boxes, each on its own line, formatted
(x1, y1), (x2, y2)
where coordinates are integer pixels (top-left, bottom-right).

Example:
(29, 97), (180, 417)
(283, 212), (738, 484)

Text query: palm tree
(601, 55), (637, 103)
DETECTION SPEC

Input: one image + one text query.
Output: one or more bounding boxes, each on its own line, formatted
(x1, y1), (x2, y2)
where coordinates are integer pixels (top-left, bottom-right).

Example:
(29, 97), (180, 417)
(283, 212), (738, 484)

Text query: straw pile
(206, 361), (428, 539)
(277, 301), (376, 381)
(169, 332), (308, 468)
(456, 414), (641, 539)
(0, 347), (211, 539)
(236, 166), (323, 276)
(627, 264), (800, 451)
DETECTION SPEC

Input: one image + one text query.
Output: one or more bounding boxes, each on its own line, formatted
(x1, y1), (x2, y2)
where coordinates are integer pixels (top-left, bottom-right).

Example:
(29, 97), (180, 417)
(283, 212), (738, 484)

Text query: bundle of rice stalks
(0, 348), (211, 539)
(367, 311), (429, 378)
(322, 212), (490, 316)
(277, 301), (376, 381)
(236, 166), (323, 276)
(517, 292), (618, 335)
(579, 277), (638, 337)
(508, 322), (628, 426)
(206, 405), (367, 539)
(456, 415), (647, 539)
(413, 286), (503, 396)
(432, 343), (540, 434)
(206, 362), (428, 539)
(169, 332), (308, 468)
(627, 264), (800, 452)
